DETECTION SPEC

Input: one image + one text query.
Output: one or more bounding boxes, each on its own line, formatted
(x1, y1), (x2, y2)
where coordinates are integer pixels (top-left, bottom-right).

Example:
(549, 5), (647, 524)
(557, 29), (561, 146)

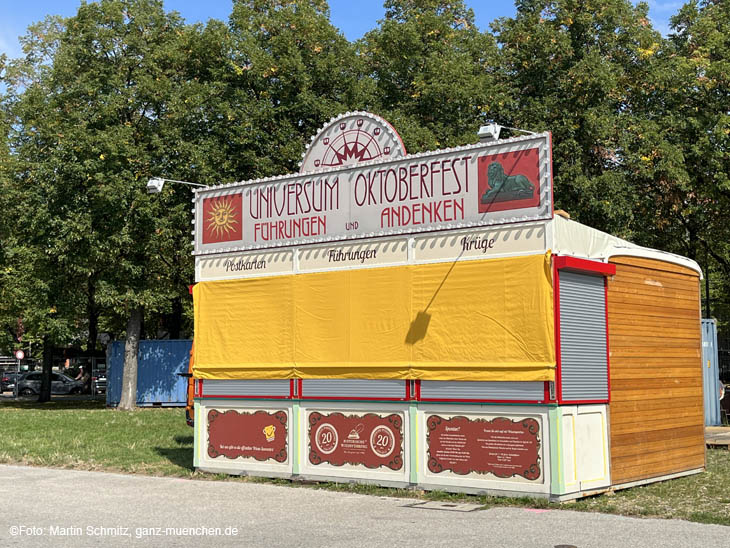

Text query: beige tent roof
(549, 215), (702, 277)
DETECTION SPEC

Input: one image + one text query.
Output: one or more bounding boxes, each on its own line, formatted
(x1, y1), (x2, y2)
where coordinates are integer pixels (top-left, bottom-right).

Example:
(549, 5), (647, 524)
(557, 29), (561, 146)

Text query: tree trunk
(118, 306), (143, 410)
(37, 335), (53, 403)
(686, 223), (697, 261)
(87, 278), (98, 354)
(140, 310), (146, 340)
(170, 296), (182, 339)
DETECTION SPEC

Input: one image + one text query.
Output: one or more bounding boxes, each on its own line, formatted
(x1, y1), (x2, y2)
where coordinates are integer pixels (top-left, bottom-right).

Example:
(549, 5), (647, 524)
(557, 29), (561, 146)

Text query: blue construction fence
(107, 339), (191, 407)
(702, 319), (725, 426)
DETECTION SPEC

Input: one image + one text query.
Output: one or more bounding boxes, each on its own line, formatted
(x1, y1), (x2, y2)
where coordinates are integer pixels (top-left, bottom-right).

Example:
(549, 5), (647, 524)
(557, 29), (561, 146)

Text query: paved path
(0, 465), (727, 548)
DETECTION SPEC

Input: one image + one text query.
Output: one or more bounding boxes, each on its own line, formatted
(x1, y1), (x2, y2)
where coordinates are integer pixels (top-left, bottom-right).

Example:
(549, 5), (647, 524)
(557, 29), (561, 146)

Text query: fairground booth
(190, 113), (705, 500)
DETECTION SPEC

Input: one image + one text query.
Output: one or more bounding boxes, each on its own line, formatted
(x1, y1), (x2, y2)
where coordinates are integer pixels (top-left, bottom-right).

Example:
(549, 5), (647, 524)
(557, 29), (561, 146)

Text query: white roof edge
(550, 215), (702, 278)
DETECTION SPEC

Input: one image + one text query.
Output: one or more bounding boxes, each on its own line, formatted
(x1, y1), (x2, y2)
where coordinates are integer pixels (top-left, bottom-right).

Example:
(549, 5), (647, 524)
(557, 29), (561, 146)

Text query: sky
(0, 1), (681, 60)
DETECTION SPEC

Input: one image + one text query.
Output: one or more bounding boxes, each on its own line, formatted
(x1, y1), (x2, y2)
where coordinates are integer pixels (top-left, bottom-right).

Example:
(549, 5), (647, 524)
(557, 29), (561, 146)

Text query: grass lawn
(0, 399), (194, 476)
(1, 398), (728, 526)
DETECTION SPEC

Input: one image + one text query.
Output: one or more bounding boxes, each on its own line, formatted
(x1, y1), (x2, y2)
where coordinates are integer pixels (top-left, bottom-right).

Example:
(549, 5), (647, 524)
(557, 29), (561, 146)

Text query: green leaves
(0, 0), (209, 350)
(227, 0), (360, 175)
(2, 0), (730, 349)
(359, 0), (502, 151)
(494, 0), (664, 238)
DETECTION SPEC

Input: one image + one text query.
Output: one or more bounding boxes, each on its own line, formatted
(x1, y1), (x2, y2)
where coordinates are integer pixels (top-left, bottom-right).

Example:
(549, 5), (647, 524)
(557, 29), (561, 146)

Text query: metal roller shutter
(419, 381), (544, 401)
(203, 379), (290, 397)
(559, 270), (608, 401)
(301, 379), (406, 399)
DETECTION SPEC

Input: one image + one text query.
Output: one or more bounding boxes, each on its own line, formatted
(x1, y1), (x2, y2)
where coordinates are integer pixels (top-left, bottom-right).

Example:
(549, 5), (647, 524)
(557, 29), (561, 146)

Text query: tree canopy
(1, 0), (729, 383)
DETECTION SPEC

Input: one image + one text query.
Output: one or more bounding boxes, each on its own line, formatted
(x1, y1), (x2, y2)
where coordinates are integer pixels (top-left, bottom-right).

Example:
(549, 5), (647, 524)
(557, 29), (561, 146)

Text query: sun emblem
(206, 197), (239, 238)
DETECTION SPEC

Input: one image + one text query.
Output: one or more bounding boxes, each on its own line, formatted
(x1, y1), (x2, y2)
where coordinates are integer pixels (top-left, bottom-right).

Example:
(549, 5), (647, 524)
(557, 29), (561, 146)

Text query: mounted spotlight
(146, 177), (166, 194)
(146, 177), (208, 194)
(478, 123), (537, 143)
(477, 123), (502, 143)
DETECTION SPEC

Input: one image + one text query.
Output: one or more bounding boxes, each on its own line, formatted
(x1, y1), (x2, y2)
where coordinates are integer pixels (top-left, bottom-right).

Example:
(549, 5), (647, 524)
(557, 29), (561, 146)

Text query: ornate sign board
(418, 411), (546, 488)
(426, 414), (541, 481)
(308, 411), (404, 471)
(207, 408), (288, 463)
(193, 112), (552, 256)
(195, 223), (548, 281)
(299, 112), (407, 173)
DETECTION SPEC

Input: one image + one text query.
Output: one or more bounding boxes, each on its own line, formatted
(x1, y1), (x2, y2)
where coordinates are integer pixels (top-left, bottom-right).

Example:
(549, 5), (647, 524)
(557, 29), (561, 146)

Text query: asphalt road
(0, 465), (727, 548)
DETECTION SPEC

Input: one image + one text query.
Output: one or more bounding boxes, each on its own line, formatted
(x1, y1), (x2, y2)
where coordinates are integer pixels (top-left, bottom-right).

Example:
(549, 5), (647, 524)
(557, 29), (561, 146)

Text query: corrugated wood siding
(607, 256), (705, 486)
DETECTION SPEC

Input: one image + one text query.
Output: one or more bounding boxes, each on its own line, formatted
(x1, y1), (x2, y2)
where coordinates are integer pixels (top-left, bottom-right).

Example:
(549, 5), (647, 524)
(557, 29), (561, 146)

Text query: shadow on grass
(0, 397), (106, 411)
(155, 435), (195, 471)
(154, 446), (195, 471)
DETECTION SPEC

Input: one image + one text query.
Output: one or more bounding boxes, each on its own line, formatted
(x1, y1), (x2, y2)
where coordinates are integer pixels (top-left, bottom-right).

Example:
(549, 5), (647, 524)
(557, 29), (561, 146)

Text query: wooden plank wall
(607, 256), (705, 486)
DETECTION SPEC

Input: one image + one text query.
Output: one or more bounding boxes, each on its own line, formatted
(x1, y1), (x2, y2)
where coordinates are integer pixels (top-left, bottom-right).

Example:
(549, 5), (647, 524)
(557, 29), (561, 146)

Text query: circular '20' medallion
(315, 423), (338, 455)
(369, 425), (396, 458)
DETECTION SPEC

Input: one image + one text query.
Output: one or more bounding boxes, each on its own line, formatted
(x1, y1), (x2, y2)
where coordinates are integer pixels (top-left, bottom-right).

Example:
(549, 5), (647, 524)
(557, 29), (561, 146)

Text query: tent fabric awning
(193, 253), (555, 382)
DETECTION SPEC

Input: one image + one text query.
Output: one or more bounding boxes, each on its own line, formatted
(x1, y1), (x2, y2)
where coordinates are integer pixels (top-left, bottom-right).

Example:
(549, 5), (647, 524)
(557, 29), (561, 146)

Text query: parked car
(91, 368), (107, 395)
(1, 371), (20, 393)
(16, 372), (84, 396)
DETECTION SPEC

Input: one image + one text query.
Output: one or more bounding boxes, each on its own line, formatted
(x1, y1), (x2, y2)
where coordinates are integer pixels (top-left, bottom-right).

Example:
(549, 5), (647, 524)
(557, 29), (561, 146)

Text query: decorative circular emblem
(300, 112), (407, 173)
(315, 423), (338, 455)
(369, 425), (396, 458)
(206, 196), (239, 239)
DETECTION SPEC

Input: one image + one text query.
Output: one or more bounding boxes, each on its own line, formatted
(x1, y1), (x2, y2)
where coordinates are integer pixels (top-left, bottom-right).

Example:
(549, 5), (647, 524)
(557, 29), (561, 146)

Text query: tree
(358, 0), (507, 152)
(227, 0), (360, 176)
(3, 1), (226, 407)
(634, 0), (730, 322)
(1, 16), (83, 402)
(493, 0), (664, 239)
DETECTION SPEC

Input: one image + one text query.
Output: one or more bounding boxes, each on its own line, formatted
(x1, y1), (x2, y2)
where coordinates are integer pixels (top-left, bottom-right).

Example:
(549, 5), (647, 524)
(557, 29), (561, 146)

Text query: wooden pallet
(705, 427), (730, 450)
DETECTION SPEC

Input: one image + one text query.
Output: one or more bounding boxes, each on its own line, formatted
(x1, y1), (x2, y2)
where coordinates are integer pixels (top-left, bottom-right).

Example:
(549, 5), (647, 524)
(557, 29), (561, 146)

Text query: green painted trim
(292, 403), (300, 475)
(409, 403), (418, 484)
(194, 397), (556, 406)
(193, 402), (201, 468)
(548, 406), (564, 495)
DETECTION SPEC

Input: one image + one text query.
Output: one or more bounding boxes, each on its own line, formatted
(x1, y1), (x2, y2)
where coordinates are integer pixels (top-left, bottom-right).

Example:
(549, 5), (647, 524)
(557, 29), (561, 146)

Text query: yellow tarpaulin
(193, 253), (555, 381)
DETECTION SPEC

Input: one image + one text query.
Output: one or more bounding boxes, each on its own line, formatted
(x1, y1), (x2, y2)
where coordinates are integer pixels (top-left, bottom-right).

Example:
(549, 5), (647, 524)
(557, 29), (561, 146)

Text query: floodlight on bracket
(146, 177), (208, 194)
(477, 123), (536, 143)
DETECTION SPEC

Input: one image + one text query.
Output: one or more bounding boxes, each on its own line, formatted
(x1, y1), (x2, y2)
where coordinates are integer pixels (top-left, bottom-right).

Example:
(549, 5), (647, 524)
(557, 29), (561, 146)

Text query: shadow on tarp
(405, 311), (432, 345)
(405, 244), (463, 346)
